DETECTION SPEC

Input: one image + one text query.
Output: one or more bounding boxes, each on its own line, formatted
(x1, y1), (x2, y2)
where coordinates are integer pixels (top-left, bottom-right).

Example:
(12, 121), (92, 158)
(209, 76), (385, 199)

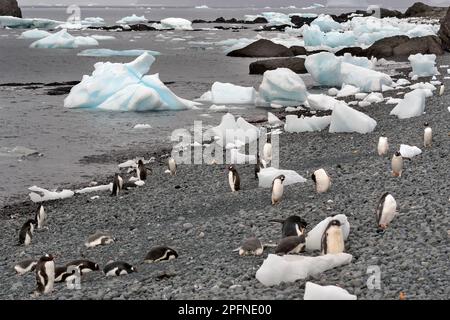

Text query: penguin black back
(19, 219), (35, 245)
(271, 216), (308, 238)
(145, 246), (178, 263)
(137, 160), (147, 181)
(228, 165), (240, 192)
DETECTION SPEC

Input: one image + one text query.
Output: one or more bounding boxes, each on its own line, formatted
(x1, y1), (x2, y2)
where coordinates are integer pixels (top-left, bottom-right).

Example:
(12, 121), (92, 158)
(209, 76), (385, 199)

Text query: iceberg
(116, 14), (147, 24)
(305, 214), (350, 251)
(307, 94), (340, 110)
(207, 113), (259, 147)
(329, 102), (377, 134)
(340, 62), (392, 92)
(64, 53), (197, 112)
(75, 184), (112, 194)
(304, 282), (357, 300)
(230, 149), (256, 164)
(311, 14), (342, 32)
(408, 54), (439, 78)
(285, 115), (331, 133)
(261, 12), (293, 26)
(257, 167), (307, 188)
(256, 253), (353, 286)
(337, 84), (360, 97)
(19, 29), (51, 39)
(363, 92), (384, 104)
(209, 104), (228, 112)
(0, 16), (61, 29)
(258, 68), (308, 105)
(29, 186), (74, 203)
(30, 29), (98, 49)
(390, 89), (427, 119)
(91, 35), (116, 41)
(153, 18), (193, 30)
(207, 82), (256, 105)
(399, 144), (422, 158)
(195, 5), (209, 9)
(133, 124), (152, 129)
(268, 112), (283, 126)
(78, 49), (160, 57)
(341, 53), (375, 69)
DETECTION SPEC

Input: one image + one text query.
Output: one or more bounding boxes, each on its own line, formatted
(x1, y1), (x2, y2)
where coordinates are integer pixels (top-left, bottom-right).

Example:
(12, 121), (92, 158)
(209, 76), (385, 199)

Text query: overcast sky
(17, 0), (450, 7)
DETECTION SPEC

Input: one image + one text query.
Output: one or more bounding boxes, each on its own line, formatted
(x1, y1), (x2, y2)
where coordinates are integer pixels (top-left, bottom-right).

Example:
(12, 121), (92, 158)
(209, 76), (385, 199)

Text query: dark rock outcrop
(249, 58), (307, 75)
(438, 7), (450, 51)
(335, 47), (365, 57)
(0, 0), (21, 17)
(286, 46), (308, 56)
(290, 15), (316, 27)
(227, 39), (293, 57)
(403, 2), (448, 18)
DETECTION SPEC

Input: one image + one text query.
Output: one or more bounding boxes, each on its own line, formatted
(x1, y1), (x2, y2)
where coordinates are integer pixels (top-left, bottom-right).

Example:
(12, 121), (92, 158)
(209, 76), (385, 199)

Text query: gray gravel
(0, 56), (449, 300)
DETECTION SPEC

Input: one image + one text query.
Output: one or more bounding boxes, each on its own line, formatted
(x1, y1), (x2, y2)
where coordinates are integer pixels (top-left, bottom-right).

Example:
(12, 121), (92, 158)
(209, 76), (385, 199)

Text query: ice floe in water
(206, 113), (259, 147)
(152, 18), (193, 30)
(18, 29), (51, 39)
(399, 144), (422, 158)
(409, 54), (439, 78)
(285, 115), (332, 133)
(311, 14), (342, 32)
(64, 53), (197, 112)
(304, 282), (357, 300)
(257, 167), (307, 188)
(133, 124), (152, 129)
(0, 16), (61, 29)
(90, 35), (116, 41)
(29, 186), (74, 203)
(258, 68), (308, 105)
(116, 14), (147, 24)
(329, 102), (377, 134)
(30, 29), (98, 49)
(305, 214), (351, 251)
(390, 89), (428, 119)
(77, 49), (160, 57)
(256, 253), (353, 286)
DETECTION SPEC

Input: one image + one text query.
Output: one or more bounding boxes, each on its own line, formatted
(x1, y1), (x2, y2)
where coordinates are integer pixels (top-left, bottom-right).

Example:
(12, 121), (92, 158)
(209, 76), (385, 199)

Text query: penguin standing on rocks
(111, 173), (123, 196)
(65, 259), (100, 275)
(321, 220), (345, 255)
(34, 204), (46, 230)
(270, 215), (308, 238)
(19, 219), (35, 246)
(263, 134), (272, 165)
(439, 84), (445, 96)
(377, 136), (389, 156)
(14, 260), (37, 275)
(136, 159), (147, 181)
(227, 165), (240, 192)
(375, 192), (398, 231)
(144, 246), (178, 263)
(168, 157), (177, 176)
(35, 254), (55, 295)
(391, 151), (404, 177)
(103, 261), (137, 276)
(424, 122), (432, 148)
(311, 169), (331, 193)
(275, 235), (306, 255)
(271, 175), (285, 205)
(85, 231), (115, 248)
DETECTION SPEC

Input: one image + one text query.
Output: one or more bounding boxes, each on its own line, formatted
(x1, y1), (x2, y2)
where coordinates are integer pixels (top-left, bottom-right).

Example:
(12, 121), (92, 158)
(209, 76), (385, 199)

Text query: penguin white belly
(263, 143), (272, 162)
(391, 156), (403, 176)
(169, 159), (176, 174)
(272, 180), (283, 202)
(228, 171), (235, 192)
(44, 261), (55, 293)
(120, 269), (128, 275)
(380, 194), (397, 227)
(24, 233), (32, 246)
(136, 167), (141, 180)
(326, 228), (344, 254)
(315, 171), (331, 193)
(424, 128), (432, 147)
(106, 268), (118, 277)
(377, 137), (389, 156)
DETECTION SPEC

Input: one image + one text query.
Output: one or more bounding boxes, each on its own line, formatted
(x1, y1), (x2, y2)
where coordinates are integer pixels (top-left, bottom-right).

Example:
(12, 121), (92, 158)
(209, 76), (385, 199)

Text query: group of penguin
(14, 118), (433, 296)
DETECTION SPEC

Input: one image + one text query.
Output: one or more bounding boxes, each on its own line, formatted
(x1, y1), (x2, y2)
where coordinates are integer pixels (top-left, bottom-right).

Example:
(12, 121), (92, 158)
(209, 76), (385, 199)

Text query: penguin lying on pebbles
(391, 151), (404, 177)
(144, 246), (178, 263)
(270, 216), (308, 238)
(14, 260), (37, 275)
(34, 204), (46, 230)
(19, 219), (35, 246)
(103, 261), (137, 277)
(233, 237), (276, 256)
(136, 159), (148, 181)
(275, 235), (306, 255)
(65, 259), (100, 275)
(168, 157), (177, 176)
(375, 192), (398, 231)
(311, 169), (331, 193)
(271, 175), (285, 205)
(377, 137), (389, 156)
(35, 254), (55, 295)
(111, 173), (123, 196)
(321, 220), (345, 255)
(227, 165), (240, 192)
(85, 232), (115, 248)
(424, 122), (432, 148)
(55, 265), (79, 283)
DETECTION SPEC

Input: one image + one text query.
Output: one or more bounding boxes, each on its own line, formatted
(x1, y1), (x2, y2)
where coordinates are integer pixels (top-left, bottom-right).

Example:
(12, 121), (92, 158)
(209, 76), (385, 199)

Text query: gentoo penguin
(34, 204), (46, 229)
(65, 259), (100, 275)
(321, 219), (345, 255)
(144, 246), (178, 263)
(311, 169), (331, 193)
(375, 192), (397, 231)
(391, 151), (404, 177)
(103, 261), (137, 276)
(54, 265), (78, 283)
(263, 134), (272, 164)
(19, 219), (35, 246)
(84, 231), (114, 248)
(136, 159), (147, 181)
(235, 237), (264, 256)
(270, 215), (308, 238)
(275, 235), (306, 255)
(227, 165), (240, 192)
(168, 157), (177, 176)
(111, 173), (123, 196)
(377, 136), (389, 156)
(271, 175), (285, 205)
(424, 122), (432, 148)
(14, 260), (37, 275)
(439, 84), (445, 96)
(35, 254), (55, 295)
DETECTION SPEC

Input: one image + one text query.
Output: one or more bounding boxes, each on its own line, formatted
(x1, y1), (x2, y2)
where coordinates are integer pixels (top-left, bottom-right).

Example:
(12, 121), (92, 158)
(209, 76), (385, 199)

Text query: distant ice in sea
(78, 49), (160, 57)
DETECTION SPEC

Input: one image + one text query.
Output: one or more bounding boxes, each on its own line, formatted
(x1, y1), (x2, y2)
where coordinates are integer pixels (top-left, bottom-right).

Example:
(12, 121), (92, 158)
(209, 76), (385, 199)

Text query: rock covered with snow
(257, 167), (306, 188)
(304, 282), (357, 300)
(329, 102), (377, 134)
(305, 214), (351, 251)
(64, 53), (197, 112)
(258, 68), (308, 105)
(390, 89), (428, 119)
(256, 253), (353, 286)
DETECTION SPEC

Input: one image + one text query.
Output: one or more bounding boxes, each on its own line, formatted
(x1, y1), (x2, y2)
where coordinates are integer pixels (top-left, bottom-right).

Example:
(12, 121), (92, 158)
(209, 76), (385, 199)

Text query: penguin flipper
(269, 219), (285, 224)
